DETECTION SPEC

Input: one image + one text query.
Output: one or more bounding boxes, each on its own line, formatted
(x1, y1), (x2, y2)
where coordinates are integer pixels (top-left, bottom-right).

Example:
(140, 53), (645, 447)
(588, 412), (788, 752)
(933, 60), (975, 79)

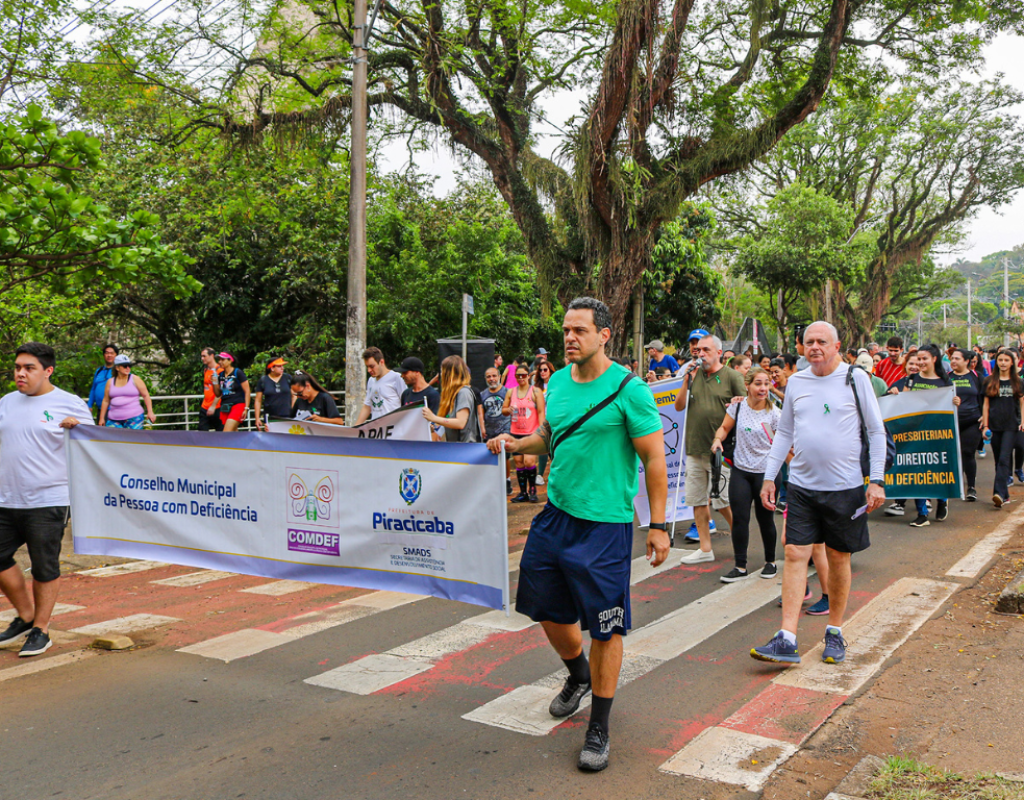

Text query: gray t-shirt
(445, 386), (480, 443)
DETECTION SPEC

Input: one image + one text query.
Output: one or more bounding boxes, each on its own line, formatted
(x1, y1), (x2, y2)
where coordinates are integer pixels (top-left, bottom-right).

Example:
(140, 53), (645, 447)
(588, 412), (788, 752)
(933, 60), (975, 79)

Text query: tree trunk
(600, 229), (657, 356)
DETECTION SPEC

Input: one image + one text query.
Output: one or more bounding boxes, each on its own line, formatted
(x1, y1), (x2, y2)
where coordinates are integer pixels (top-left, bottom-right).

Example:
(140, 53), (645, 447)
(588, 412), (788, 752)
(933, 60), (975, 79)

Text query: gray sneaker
(577, 723), (610, 772)
(549, 677), (591, 718)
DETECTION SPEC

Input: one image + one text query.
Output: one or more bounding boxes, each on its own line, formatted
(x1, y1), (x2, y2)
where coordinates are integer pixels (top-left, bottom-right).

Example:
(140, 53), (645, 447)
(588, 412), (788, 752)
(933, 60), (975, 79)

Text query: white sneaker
(535, 475), (545, 485)
(680, 548), (714, 565)
(884, 503), (905, 517)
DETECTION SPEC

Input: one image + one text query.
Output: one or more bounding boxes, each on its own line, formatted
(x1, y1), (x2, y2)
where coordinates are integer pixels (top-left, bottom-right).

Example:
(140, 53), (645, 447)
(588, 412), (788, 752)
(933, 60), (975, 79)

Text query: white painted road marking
(946, 503), (1024, 578)
(463, 567), (782, 735)
(78, 560), (167, 577)
(305, 551), (688, 695)
(151, 570), (237, 588)
(0, 603), (84, 622)
(0, 650), (100, 683)
(659, 727), (798, 792)
(70, 614), (181, 636)
(240, 580), (312, 596)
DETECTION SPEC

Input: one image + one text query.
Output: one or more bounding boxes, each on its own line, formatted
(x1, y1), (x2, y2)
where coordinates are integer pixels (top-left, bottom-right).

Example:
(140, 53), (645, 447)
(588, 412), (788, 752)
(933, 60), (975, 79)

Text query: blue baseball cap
(688, 329), (710, 341)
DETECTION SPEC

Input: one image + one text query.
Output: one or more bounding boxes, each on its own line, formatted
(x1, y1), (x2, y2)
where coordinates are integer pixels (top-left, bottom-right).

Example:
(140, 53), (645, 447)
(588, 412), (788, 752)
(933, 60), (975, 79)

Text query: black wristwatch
(869, 479), (885, 487)
(650, 522), (668, 531)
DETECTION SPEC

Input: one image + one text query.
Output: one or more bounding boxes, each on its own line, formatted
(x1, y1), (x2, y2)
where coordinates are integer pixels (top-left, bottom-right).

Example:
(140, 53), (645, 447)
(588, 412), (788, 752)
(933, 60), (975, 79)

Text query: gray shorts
(684, 453), (731, 511)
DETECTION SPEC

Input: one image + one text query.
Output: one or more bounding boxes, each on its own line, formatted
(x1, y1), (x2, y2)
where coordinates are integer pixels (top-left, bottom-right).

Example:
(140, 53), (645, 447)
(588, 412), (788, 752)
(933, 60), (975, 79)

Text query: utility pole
(631, 284), (644, 375)
(967, 277), (972, 349)
(917, 312), (922, 346)
(1004, 257), (1011, 349)
(344, 0), (369, 424)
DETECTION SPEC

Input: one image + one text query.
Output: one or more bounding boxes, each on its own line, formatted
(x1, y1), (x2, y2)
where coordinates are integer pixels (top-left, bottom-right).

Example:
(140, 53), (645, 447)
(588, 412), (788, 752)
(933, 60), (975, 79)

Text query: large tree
(65, 0), (1024, 349)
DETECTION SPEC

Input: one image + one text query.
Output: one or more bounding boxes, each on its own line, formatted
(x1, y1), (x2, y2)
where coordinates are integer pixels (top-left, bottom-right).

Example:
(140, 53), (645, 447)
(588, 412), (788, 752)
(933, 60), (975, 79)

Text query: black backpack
(847, 366), (896, 476)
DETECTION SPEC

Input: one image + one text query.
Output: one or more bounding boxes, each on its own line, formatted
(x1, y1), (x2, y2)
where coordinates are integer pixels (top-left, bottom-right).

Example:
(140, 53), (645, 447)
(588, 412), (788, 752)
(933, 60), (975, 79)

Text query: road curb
(994, 565), (1024, 614)
(824, 754), (885, 800)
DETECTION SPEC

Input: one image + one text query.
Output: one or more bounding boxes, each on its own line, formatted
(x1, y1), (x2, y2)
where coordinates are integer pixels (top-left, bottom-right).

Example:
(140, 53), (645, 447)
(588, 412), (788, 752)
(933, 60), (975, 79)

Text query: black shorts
(0, 506), (68, 582)
(784, 484), (870, 554)
(515, 503), (633, 641)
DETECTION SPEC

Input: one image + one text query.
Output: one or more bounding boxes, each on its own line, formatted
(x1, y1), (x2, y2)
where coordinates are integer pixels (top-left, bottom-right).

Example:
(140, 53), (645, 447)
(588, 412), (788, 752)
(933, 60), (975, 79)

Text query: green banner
(878, 387), (962, 500)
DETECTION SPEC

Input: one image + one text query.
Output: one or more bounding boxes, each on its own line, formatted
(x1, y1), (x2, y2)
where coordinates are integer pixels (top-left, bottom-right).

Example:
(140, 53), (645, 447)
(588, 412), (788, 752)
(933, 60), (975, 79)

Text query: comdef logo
(399, 467), (422, 506)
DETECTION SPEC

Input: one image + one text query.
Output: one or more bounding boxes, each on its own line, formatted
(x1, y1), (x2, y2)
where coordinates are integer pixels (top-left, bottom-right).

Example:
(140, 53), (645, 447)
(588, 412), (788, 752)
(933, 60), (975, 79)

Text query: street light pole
(345, 0), (369, 424)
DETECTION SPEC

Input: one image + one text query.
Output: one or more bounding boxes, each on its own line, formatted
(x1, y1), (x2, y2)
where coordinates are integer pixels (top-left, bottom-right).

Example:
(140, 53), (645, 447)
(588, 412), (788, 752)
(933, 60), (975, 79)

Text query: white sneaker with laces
(680, 548), (714, 565)
(535, 475), (545, 485)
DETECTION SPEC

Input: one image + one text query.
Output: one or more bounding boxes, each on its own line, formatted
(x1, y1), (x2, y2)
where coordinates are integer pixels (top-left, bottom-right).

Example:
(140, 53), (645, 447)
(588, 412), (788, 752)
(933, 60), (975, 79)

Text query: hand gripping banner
(67, 427), (510, 611)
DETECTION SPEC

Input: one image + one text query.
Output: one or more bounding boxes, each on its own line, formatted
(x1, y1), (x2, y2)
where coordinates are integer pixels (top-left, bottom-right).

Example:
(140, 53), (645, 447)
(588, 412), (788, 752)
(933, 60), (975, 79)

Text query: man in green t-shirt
(487, 297), (668, 773)
(674, 335), (746, 564)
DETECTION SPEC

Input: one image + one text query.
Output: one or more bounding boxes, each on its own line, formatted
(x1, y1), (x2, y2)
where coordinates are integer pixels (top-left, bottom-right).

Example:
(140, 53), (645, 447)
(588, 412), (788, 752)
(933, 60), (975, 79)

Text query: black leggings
(728, 466), (777, 569)
(958, 417), (981, 489)
(991, 428), (1016, 501)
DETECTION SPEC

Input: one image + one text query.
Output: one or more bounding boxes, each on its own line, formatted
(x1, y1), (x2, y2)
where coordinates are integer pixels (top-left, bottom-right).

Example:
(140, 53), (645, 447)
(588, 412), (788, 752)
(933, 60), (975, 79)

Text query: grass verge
(867, 755), (1024, 800)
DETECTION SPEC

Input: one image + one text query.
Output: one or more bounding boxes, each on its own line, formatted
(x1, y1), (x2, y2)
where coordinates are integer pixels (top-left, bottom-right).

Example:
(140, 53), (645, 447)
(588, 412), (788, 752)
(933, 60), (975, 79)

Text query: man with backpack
(751, 321), (887, 667)
(486, 297), (667, 773)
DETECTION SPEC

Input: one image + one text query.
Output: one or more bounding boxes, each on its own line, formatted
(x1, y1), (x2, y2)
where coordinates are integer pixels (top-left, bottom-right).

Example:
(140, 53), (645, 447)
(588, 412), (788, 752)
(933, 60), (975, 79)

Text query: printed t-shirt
(0, 388), (94, 508)
(648, 354), (680, 374)
(987, 379), (1021, 432)
(202, 367), (222, 411)
(479, 387), (510, 438)
(684, 366), (746, 456)
(727, 401), (782, 474)
(364, 371), (405, 420)
(401, 386), (440, 414)
(256, 374), (293, 418)
(902, 375), (950, 392)
(510, 386), (541, 436)
(293, 391), (340, 421)
(220, 368), (248, 408)
(444, 386), (480, 443)
(950, 371), (982, 422)
(546, 362), (661, 523)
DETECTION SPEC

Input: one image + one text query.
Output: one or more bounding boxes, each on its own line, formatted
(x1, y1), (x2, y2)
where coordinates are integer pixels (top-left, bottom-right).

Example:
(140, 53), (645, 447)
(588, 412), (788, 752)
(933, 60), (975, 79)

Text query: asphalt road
(0, 455), (1011, 800)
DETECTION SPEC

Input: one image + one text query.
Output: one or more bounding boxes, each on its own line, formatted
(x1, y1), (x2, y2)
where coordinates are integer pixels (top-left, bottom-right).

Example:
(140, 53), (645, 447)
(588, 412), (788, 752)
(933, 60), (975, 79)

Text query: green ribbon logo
(823, 404), (831, 415)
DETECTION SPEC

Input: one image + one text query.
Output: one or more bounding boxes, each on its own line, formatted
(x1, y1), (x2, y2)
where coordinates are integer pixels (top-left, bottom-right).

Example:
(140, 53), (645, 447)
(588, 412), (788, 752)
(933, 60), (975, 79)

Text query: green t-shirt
(684, 365), (747, 456)
(546, 361), (662, 523)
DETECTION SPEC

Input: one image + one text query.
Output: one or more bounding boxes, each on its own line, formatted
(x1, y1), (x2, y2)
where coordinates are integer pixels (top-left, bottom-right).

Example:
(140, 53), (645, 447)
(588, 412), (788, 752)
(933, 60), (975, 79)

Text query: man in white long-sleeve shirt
(751, 322), (887, 666)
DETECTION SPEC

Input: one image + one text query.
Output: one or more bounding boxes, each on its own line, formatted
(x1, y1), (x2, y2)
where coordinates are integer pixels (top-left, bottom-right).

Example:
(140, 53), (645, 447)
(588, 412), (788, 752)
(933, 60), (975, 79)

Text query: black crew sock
(562, 652), (591, 685)
(527, 467), (537, 492)
(517, 468), (528, 494)
(590, 695), (614, 734)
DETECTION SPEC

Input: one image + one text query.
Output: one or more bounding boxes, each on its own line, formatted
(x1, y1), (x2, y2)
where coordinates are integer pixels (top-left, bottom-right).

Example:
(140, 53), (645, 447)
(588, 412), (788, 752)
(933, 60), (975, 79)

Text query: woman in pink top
(502, 363), (545, 503)
(99, 354), (156, 429)
(503, 355), (525, 389)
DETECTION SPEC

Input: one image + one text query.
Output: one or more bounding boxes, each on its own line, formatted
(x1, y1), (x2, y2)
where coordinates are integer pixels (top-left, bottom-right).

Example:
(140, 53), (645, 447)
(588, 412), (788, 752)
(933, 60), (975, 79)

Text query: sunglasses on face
(517, 373), (529, 378)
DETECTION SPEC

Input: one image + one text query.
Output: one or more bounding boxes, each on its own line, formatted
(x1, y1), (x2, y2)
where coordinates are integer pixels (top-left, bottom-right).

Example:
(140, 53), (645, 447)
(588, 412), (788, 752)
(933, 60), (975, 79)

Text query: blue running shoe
(1016, 469), (1024, 484)
(822, 627), (847, 663)
(685, 520), (716, 541)
(806, 595), (830, 616)
(750, 632), (801, 664)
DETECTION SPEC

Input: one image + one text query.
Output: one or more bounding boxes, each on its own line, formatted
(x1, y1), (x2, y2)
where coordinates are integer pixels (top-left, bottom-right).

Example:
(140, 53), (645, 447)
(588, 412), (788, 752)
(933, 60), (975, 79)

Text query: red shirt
(874, 356), (906, 387)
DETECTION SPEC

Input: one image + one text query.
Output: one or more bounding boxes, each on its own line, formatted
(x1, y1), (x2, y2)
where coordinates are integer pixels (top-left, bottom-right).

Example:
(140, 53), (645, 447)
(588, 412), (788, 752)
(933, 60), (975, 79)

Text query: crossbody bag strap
(550, 373), (635, 459)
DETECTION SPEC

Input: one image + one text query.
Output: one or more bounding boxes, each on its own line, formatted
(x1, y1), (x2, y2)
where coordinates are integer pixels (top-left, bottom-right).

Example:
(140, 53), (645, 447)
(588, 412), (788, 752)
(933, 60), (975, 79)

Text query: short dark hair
(16, 342), (56, 371)
(362, 347), (384, 363)
(567, 297), (613, 333)
(774, 352), (797, 369)
(103, 343), (119, 355)
(886, 336), (903, 349)
(202, 346), (216, 357)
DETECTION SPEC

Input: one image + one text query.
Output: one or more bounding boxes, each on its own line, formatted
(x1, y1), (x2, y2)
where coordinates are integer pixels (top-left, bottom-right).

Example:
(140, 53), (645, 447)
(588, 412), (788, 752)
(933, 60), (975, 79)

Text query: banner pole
(669, 411), (684, 543)
(500, 440), (510, 616)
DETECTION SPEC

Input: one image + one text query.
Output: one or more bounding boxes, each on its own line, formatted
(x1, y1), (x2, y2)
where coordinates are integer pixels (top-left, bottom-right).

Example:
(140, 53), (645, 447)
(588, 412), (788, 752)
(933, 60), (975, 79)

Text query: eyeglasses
(516, 373), (529, 378)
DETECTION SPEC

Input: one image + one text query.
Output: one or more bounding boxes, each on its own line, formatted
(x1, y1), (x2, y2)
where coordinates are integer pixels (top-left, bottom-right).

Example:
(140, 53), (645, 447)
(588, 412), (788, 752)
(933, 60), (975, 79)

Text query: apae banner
(67, 427), (509, 610)
(877, 386), (963, 500)
(633, 376), (694, 527)
(268, 402), (431, 441)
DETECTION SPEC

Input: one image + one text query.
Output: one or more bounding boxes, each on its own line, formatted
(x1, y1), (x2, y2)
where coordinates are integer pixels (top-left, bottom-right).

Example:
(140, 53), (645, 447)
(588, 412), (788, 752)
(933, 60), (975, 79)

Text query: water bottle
(984, 428), (992, 444)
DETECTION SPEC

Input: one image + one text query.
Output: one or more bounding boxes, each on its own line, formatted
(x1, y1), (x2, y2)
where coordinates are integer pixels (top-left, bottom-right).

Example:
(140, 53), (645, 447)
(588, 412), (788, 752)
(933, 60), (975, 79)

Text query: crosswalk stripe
(70, 614), (181, 636)
(151, 570), (237, 587)
(304, 550), (690, 695)
(658, 577), (958, 790)
(462, 572), (781, 735)
(240, 580), (312, 596)
(79, 560), (167, 577)
(0, 603), (84, 622)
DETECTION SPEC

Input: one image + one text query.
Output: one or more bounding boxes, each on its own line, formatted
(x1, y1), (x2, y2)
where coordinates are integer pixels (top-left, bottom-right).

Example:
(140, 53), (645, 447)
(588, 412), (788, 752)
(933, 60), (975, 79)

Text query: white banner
(68, 427), (509, 610)
(633, 377), (694, 527)
(267, 402), (431, 441)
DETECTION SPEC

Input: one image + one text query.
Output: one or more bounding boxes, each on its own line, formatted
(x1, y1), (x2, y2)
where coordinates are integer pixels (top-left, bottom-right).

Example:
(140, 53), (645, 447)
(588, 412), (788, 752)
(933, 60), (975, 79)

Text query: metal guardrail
(148, 392), (345, 431)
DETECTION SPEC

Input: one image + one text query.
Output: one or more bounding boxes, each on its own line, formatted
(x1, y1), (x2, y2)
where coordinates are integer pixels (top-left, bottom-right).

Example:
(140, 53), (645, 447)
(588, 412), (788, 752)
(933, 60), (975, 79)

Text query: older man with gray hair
(674, 334), (746, 564)
(751, 321), (887, 666)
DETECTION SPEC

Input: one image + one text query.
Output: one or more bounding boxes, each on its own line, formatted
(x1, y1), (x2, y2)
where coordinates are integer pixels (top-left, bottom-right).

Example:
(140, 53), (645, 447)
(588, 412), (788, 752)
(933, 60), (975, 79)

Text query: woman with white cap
(98, 354), (156, 429)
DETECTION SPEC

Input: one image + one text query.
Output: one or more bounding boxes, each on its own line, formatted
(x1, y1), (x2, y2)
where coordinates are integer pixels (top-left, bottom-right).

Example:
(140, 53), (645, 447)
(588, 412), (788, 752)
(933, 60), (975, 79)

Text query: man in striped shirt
(873, 336), (908, 388)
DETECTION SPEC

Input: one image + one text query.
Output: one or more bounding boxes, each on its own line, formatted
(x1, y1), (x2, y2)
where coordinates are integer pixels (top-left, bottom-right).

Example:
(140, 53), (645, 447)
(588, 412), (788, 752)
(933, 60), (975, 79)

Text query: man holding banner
(488, 297), (668, 773)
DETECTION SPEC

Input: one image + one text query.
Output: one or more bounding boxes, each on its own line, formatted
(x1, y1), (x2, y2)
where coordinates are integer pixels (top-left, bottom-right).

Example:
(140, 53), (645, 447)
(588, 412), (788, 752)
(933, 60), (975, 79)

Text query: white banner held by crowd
(67, 427), (509, 611)
(633, 376), (693, 527)
(267, 401), (431, 441)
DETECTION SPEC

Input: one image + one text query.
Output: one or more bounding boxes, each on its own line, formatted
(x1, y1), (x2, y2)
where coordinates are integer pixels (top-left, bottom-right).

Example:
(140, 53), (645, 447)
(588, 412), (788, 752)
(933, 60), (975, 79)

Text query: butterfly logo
(399, 468), (422, 506)
(289, 473), (334, 522)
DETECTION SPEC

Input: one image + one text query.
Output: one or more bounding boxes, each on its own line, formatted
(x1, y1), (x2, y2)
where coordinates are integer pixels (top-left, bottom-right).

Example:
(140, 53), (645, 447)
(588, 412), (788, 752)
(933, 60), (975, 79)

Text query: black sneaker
(528, 491), (539, 504)
(966, 487), (977, 502)
(760, 563), (778, 579)
(510, 492), (530, 504)
(0, 615), (34, 645)
(720, 567), (749, 583)
(935, 500), (948, 521)
(506, 479), (513, 496)
(909, 515), (930, 527)
(577, 723), (610, 772)
(19, 627), (52, 657)
(549, 677), (592, 718)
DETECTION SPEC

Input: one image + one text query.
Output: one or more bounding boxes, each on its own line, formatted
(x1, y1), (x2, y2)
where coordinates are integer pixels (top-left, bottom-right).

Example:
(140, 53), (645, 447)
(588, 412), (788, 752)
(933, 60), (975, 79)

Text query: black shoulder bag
(847, 366), (896, 476)
(549, 373), (637, 459)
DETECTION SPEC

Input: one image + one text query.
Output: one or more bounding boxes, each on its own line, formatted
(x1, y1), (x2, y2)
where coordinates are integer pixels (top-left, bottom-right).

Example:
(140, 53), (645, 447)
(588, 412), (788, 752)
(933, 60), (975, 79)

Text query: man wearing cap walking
(399, 357), (441, 414)
(254, 357), (292, 430)
(212, 352), (250, 432)
(645, 340), (679, 376)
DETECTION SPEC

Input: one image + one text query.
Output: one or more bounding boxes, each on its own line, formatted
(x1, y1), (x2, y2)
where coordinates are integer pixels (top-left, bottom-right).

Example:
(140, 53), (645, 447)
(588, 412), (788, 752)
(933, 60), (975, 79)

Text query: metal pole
(462, 294), (468, 362)
(967, 278), (972, 349)
(631, 284), (643, 374)
(1004, 258), (1011, 349)
(345, 0), (369, 424)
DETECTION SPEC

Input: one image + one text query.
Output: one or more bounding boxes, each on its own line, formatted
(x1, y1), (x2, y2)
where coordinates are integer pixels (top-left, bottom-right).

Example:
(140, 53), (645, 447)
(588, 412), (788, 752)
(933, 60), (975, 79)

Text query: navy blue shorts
(515, 503), (633, 641)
